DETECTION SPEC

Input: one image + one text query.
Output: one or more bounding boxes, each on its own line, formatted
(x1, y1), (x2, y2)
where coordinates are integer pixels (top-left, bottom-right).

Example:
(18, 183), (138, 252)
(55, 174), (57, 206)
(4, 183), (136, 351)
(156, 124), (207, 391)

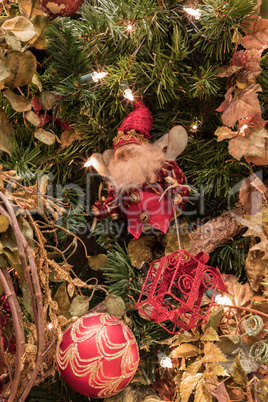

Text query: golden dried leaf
(245, 246), (268, 292)
(0, 215), (9, 233)
(67, 283), (75, 298)
(203, 342), (227, 363)
(204, 362), (229, 377)
(32, 73), (42, 91)
(170, 331), (200, 347)
(18, 0), (46, 18)
(194, 379), (212, 402)
(231, 354), (248, 386)
(60, 129), (81, 149)
(88, 254), (109, 271)
(201, 327), (219, 342)
(72, 278), (87, 287)
(180, 372), (203, 402)
(170, 343), (200, 359)
(215, 126), (238, 141)
(186, 356), (204, 375)
(29, 15), (50, 50)
(4, 50), (37, 88)
(3, 90), (32, 112)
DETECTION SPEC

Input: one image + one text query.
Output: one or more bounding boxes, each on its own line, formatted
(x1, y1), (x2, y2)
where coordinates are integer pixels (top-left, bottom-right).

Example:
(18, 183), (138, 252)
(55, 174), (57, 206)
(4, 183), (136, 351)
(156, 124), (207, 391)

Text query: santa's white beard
(107, 144), (165, 191)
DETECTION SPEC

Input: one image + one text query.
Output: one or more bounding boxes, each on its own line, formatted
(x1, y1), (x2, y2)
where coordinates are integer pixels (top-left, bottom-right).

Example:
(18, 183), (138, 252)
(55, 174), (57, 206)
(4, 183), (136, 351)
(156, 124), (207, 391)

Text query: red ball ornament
(40, 0), (83, 18)
(56, 313), (139, 398)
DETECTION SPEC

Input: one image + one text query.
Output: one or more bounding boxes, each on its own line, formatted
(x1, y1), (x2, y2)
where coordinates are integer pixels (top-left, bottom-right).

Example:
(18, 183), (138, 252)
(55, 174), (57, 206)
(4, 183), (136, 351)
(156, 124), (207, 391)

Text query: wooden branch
(0, 193), (45, 401)
(189, 210), (245, 256)
(0, 268), (25, 402)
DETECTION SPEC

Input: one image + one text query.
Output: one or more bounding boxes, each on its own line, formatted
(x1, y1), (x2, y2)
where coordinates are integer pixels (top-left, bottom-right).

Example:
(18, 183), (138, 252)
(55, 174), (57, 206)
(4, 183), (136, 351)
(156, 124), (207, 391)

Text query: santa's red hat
(113, 99), (153, 150)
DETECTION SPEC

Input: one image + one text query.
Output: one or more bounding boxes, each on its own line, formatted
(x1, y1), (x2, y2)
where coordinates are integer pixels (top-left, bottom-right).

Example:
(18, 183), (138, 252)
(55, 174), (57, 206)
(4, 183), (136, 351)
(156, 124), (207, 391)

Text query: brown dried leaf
(231, 355), (248, 386)
(25, 110), (41, 126)
(0, 52), (11, 81)
(88, 254), (109, 271)
(4, 50), (37, 88)
(211, 382), (231, 402)
(221, 84), (262, 128)
(241, 17), (268, 50)
(34, 128), (56, 145)
(18, 0), (45, 18)
(216, 335), (240, 355)
(217, 65), (242, 78)
(204, 362), (228, 377)
(215, 126), (238, 141)
(53, 282), (71, 316)
(216, 87), (234, 113)
(180, 372), (203, 402)
(39, 90), (56, 110)
(3, 89), (32, 112)
(203, 342), (227, 363)
(245, 246), (268, 292)
(60, 129), (80, 149)
(170, 331), (200, 347)
(227, 278), (253, 307)
(194, 379), (212, 402)
(29, 15), (50, 50)
(239, 175), (264, 215)
(2, 16), (35, 42)
(0, 110), (14, 156)
(170, 343), (200, 359)
(69, 295), (90, 317)
(228, 126), (268, 160)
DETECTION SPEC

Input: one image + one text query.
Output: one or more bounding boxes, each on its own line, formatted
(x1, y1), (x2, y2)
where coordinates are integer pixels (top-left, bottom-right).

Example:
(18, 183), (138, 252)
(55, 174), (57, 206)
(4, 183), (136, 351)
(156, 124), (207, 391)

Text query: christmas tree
(0, 0), (268, 400)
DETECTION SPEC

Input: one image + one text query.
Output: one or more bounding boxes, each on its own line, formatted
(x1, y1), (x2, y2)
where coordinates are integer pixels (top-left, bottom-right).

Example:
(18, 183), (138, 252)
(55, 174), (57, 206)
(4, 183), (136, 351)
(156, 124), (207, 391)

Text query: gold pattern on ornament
(113, 129), (149, 145)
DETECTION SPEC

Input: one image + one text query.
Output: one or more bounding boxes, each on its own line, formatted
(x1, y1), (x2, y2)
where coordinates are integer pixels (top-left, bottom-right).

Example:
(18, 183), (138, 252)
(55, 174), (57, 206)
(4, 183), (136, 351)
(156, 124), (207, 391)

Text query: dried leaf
(4, 50), (37, 88)
(67, 283), (75, 298)
(239, 175), (264, 215)
(170, 331), (200, 347)
(203, 342), (227, 363)
(18, 0), (45, 18)
(0, 53), (11, 81)
(216, 335), (241, 355)
(25, 110), (41, 126)
(217, 65), (242, 78)
(201, 327), (219, 342)
(215, 126), (238, 141)
(227, 278), (253, 307)
(0, 110), (14, 156)
(231, 354), (248, 386)
(186, 356), (204, 375)
(194, 379), (212, 402)
(2, 16), (35, 42)
(212, 382), (231, 402)
(203, 308), (224, 331)
(39, 90), (56, 110)
(60, 129), (80, 149)
(0, 215), (9, 233)
(216, 87), (234, 113)
(53, 282), (71, 316)
(34, 128), (56, 145)
(204, 362), (229, 377)
(29, 15), (49, 49)
(228, 126), (268, 161)
(245, 246), (268, 292)
(241, 17), (268, 50)
(69, 295), (90, 317)
(170, 343), (200, 358)
(4, 32), (22, 51)
(180, 372), (203, 402)
(88, 254), (109, 271)
(31, 73), (42, 91)
(3, 90), (32, 112)
(220, 84), (262, 128)
(21, 280), (34, 319)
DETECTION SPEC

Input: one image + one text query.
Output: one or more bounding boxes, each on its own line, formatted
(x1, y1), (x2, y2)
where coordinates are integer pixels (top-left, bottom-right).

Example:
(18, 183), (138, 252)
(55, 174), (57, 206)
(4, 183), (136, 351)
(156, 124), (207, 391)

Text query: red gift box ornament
(135, 250), (227, 334)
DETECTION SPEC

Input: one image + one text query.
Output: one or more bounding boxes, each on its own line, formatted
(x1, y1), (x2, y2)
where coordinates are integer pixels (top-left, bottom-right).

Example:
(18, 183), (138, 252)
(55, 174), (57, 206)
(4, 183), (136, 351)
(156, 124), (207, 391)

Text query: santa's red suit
(91, 100), (189, 239)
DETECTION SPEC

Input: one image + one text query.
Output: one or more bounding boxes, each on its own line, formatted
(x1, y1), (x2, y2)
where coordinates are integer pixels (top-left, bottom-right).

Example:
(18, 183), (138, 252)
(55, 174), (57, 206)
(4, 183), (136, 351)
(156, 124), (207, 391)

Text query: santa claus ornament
(56, 313), (139, 398)
(90, 99), (189, 239)
(40, 0), (83, 18)
(135, 250), (226, 334)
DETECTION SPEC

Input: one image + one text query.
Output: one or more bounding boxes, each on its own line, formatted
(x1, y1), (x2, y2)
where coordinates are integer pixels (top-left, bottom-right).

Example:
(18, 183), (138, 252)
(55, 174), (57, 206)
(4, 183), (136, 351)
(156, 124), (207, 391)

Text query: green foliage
(209, 234), (251, 280)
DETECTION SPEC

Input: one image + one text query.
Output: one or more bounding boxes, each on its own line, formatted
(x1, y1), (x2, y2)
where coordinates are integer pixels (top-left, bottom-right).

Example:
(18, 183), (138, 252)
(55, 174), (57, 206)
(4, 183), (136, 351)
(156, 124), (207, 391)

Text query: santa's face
(107, 143), (165, 190)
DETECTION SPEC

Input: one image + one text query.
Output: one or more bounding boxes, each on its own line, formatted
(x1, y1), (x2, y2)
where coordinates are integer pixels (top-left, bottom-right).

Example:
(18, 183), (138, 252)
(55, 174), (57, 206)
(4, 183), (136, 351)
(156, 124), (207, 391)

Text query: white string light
(192, 124), (198, 130)
(126, 23), (134, 32)
(239, 124), (248, 135)
(123, 88), (134, 101)
(214, 294), (232, 306)
(157, 352), (173, 368)
(47, 323), (53, 330)
(80, 71), (108, 83)
(84, 156), (99, 170)
(183, 7), (201, 20)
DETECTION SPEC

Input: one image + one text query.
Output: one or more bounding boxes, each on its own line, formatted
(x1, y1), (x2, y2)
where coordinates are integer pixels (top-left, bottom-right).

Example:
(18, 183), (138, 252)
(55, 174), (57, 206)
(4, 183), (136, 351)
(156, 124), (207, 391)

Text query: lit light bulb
(192, 124), (198, 130)
(84, 157), (99, 171)
(92, 71), (108, 82)
(157, 352), (173, 368)
(48, 323), (53, 330)
(126, 23), (134, 31)
(123, 88), (134, 101)
(183, 7), (201, 20)
(214, 294), (232, 306)
(239, 124), (248, 135)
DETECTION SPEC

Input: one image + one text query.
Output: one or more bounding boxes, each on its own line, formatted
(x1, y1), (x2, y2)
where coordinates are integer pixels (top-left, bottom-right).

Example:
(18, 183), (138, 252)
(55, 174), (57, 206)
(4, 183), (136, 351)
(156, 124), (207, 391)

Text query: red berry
(0, 397), (8, 402)
(3, 301), (10, 313)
